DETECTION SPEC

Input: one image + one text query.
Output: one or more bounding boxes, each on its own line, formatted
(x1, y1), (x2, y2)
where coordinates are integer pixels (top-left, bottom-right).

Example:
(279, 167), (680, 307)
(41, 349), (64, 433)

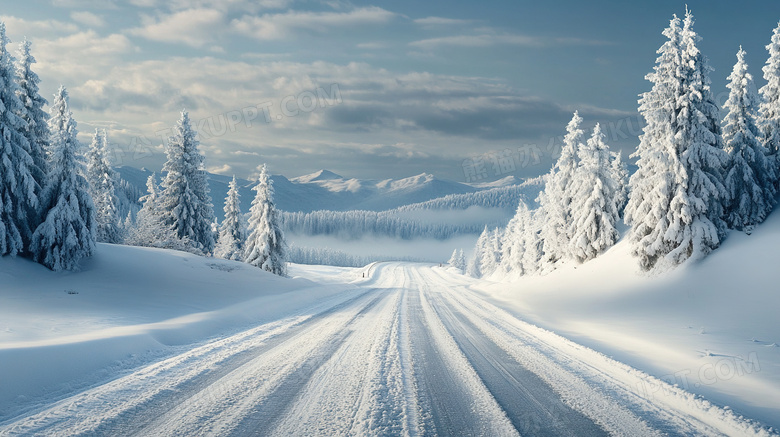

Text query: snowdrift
(477, 207), (780, 429)
(0, 244), (365, 421)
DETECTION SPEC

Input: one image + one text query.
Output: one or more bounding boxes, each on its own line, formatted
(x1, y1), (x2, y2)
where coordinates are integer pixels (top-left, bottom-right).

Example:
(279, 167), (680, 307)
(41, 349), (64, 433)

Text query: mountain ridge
(115, 166), (524, 220)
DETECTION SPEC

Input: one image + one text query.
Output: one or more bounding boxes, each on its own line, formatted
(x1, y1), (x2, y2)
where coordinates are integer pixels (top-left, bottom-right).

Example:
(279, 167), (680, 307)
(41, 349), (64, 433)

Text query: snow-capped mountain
(116, 167), (490, 219)
(465, 175), (522, 189)
(289, 169), (344, 184)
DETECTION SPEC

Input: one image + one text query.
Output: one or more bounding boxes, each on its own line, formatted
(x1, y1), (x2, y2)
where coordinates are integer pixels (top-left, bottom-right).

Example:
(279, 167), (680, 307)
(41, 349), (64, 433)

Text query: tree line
(0, 23), (288, 276)
(467, 11), (780, 277)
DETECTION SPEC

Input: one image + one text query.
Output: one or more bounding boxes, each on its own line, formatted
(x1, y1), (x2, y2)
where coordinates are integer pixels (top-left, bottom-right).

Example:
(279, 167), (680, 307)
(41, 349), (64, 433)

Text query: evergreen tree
(244, 164), (288, 275)
(537, 111), (584, 266)
(447, 248), (466, 271)
(14, 38), (48, 231)
(126, 173), (163, 247)
(30, 86), (95, 271)
(159, 110), (215, 254)
(522, 209), (543, 274)
(625, 15), (684, 271)
(141, 173), (159, 217)
(500, 201), (537, 275)
(125, 173), (196, 252)
(478, 227), (502, 277)
(87, 129), (121, 243)
(722, 47), (776, 231)
(447, 249), (459, 268)
(758, 21), (780, 188)
(610, 151), (629, 217)
(123, 211), (133, 235)
(467, 226), (490, 278)
(625, 11), (728, 271)
(568, 124), (620, 263)
(215, 175), (244, 261)
(0, 23), (38, 256)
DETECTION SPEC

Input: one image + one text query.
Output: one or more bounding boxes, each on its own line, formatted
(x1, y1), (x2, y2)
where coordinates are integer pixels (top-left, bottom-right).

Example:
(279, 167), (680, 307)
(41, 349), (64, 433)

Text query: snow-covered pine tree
(758, 21), (780, 188)
(568, 124), (620, 263)
(467, 226), (489, 278)
(125, 173), (161, 247)
(500, 201), (536, 275)
(30, 86), (95, 271)
(610, 151), (629, 217)
(139, 173), (159, 222)
(0, 23), (39, 256)
(537, 111), (584, 266)
(115, 176), (142, 221)
(478, 227), (502, 277)
(456, 249), (466, 271)
(14, 38), (48, 231)
(522, 208), (543, 274)
(244, 164), (288, 276)
(86, 129), (122, 243)
(159, 110), (215, 254)
(123, 211), (133, 234)
(215, 175), (244, 261)
(722, 47), (776, 231)
(625, 15), (684, 271)
(674, 10), (729, 249)
(447, 249), (459, 268)
(125, 172), (195, 252)
(625, 11), (728, 271)
(447, 248), (466, 271)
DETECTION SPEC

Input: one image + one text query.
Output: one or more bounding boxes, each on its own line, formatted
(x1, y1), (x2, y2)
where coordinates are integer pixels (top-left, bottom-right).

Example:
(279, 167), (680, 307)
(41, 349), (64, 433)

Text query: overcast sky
(3, 0), (780, 182)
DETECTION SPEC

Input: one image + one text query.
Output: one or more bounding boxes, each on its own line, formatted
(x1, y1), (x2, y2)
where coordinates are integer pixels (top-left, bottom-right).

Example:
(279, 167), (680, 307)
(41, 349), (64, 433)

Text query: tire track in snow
(0, 286), (380, 437)
(406, 268), (519, 436)
(423, 265), (774, 436)
(422, 281), (608, 436)
(265, 264), (424, 436)
(4, 262), (771, 436)
(265, 291), (402, 435)
(140, 290), (388, 436)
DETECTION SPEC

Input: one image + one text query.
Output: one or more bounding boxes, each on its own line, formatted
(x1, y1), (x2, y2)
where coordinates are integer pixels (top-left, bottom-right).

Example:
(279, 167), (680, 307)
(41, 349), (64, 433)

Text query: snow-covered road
(0, 263), (772, 436)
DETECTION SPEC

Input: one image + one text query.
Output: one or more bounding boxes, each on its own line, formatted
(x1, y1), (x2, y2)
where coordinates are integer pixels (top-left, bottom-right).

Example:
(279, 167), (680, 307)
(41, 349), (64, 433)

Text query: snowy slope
(0, 259), (773, 436)
(466, 175), (523, 188)
(476, 207), (780, 430)
(289, 169), (344, 184)
(0, 244), (365, 422)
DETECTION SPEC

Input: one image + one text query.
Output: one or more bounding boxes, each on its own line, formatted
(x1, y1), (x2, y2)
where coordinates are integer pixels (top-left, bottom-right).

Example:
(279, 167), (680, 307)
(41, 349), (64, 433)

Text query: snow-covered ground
(478, 208), (780, 430)
(1, 243), (777, 435)
(0, 244), (367, 424)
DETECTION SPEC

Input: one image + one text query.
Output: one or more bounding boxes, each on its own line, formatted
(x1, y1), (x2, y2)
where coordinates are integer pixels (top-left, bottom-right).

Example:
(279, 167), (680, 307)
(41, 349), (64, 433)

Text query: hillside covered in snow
(1, 227), (778, 433)
(474, 206), (780, 429)
(116, 167), (499, 217)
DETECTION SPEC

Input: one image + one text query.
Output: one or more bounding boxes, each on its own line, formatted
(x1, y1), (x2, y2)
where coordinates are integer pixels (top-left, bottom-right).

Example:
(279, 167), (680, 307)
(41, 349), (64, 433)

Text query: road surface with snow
(0, 263), (772, 436)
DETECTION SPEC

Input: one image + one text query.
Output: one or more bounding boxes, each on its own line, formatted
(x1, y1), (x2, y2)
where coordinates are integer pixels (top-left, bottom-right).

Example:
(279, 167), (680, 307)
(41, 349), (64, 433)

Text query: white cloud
(51, 0), (117, 8)
(208, 164), (232, 174)
(39, 30), (134, 57)
(1, 15), (79, 39)
(33, 30), (136, 85)
(410, 34), (542, 49)
(128, 0), (159, 6)
(131, 0), (291, 12)
(413, 16), (473, 27)
(409, 32), (613, 50)
(231, 7), (397, 40)
(70, 11), (106, 27)
(129, 8), (225, 47)
(181, 0), (292, 11)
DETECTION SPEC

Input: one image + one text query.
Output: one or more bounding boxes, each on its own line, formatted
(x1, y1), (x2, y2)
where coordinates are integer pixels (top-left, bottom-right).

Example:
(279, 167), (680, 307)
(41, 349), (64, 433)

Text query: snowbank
(0, 244), (365, 421)
(474, 208), (780, 429)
